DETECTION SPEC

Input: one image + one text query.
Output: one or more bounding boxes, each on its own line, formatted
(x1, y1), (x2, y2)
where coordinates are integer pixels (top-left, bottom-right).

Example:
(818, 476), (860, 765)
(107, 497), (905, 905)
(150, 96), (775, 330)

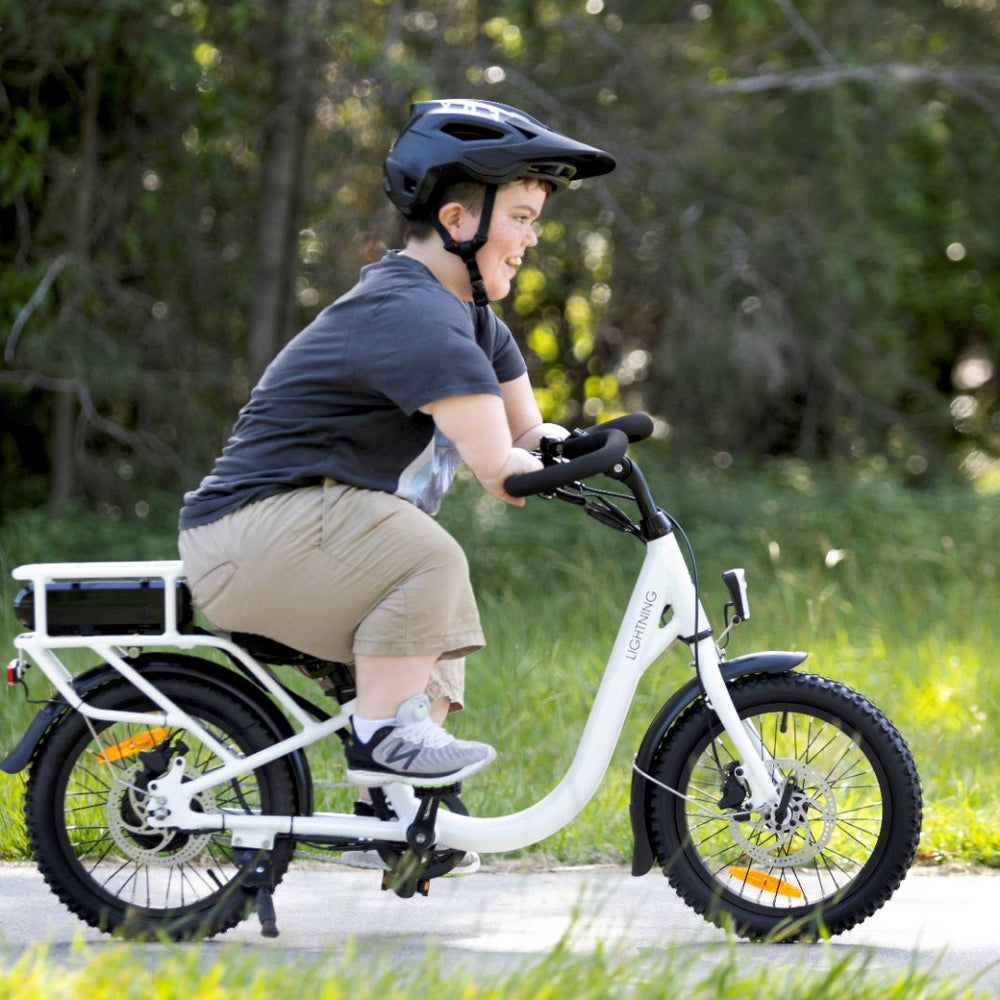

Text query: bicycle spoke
(674, 703), (890, 909)
(53, 711), (267, 916)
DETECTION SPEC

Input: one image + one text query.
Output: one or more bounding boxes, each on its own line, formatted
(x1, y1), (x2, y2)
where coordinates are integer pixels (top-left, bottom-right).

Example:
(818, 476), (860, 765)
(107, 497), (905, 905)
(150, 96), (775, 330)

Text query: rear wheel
(25, 676), (297, 940)
(646, 672), (922, 940)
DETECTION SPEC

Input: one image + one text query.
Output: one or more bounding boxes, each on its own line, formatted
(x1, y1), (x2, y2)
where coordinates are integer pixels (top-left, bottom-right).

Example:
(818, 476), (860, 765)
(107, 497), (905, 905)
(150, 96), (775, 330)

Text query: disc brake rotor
(105, 760), (217, 865)
(726, 758), (837, 867)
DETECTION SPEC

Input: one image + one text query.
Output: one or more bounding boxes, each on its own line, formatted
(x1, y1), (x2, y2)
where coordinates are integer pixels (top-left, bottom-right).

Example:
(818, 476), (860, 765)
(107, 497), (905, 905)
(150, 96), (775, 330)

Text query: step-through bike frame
(11, 520), (783, 856)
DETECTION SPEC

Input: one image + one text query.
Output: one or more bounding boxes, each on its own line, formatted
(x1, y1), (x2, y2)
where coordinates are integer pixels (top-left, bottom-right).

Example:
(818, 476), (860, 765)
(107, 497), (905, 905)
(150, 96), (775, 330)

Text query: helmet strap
(431, 185), (497, 308)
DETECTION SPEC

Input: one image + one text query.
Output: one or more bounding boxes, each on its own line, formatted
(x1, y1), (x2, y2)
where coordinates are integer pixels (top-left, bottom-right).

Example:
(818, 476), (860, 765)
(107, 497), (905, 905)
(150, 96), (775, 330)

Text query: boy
(178, 99), (615, 791)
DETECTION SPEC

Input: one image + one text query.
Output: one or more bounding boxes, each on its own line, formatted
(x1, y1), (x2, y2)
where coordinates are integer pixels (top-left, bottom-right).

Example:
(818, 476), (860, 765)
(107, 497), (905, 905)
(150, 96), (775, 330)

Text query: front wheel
(646, 671), (922, 940)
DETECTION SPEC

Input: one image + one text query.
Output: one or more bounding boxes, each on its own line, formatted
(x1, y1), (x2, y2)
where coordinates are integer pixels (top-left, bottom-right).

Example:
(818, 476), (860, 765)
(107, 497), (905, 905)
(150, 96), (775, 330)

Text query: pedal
(382, 847), (432, 898)
(381, 868), (430, 898)
(380, 785), (468, 898)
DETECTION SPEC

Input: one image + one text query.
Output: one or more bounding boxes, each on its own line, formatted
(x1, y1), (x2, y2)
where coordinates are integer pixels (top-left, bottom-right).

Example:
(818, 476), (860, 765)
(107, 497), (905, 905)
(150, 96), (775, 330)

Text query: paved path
(1, 863), (997, 989)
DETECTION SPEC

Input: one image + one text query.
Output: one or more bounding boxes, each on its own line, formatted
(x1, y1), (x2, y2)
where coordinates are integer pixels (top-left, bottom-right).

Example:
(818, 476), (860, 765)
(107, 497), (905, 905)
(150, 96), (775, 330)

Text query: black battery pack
(13, 579), (194, 636)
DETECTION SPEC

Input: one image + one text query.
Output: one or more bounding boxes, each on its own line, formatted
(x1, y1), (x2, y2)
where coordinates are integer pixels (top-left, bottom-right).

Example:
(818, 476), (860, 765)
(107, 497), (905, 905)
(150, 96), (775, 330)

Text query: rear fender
(629, 650), (807, 877)
(1, 653), (314, 817)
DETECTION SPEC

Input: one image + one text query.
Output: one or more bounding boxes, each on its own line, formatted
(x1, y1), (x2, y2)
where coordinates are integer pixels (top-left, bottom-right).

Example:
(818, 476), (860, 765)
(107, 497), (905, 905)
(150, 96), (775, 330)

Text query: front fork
(693, 636), (781, 813)
(630, 532), (781, 815)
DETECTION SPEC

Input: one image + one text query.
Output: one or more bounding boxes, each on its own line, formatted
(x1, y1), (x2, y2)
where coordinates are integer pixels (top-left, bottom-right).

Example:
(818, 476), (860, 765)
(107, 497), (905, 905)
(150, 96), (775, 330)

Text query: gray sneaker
(346, 693), (496, 787)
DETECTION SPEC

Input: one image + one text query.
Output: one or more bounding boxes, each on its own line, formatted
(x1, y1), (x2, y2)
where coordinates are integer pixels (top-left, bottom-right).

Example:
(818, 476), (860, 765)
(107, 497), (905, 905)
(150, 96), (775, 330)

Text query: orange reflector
(95, 727), (170, 763)
(728, 865), (803, 899)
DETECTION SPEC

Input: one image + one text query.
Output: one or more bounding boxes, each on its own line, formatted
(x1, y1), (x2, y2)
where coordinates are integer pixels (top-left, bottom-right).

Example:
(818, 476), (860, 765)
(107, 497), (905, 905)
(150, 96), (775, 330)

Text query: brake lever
(584, 497), (641, 535)
(552, 485), (588, 506)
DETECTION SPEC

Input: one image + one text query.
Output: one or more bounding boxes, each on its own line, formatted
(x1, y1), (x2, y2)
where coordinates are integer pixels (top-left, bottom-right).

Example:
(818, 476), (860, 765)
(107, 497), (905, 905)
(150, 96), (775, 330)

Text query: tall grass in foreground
(0, 937), (991, 1000)
(1, 448), (998, 864)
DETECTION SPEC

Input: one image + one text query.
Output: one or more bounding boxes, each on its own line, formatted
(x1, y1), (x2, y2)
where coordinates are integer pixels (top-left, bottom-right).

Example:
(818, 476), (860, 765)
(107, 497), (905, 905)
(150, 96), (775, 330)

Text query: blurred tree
(246, 0), (320, 379)
(288, 0), (1000, 470)
(3, 0), (1000, 521)
(1, 0), (210, 511)
(574, 0), (1000, 474)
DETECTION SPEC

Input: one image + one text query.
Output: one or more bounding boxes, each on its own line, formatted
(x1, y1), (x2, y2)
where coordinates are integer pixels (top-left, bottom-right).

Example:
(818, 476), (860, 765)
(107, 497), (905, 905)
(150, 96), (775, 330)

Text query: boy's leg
(429, 696), (452, 723)
(353, 653), (439, 719)
(181, 484), (491, 786)
(347, 653), (494, 787)
(353, 658), (461, 723)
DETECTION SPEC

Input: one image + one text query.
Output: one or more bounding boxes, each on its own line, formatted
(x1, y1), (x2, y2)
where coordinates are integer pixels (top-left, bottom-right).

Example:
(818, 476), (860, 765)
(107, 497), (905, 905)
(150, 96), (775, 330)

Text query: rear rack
(9, 560), (345, 734)
(13, 561), (191, 641)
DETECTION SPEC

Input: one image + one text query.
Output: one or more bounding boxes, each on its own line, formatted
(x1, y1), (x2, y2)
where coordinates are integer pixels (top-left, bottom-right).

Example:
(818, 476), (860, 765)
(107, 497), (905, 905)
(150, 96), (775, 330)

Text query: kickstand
(254, 885), (279, 938)
(233, 847), (280, 938)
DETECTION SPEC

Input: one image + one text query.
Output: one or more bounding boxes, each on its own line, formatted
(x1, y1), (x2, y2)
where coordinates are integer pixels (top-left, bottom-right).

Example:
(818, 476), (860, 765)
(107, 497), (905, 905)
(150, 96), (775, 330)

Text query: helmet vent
(441, 122), (506, 142)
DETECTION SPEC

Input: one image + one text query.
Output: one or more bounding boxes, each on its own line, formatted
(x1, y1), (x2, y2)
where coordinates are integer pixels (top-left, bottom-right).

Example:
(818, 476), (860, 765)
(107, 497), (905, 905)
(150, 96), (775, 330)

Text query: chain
(294, 778), (368, 863)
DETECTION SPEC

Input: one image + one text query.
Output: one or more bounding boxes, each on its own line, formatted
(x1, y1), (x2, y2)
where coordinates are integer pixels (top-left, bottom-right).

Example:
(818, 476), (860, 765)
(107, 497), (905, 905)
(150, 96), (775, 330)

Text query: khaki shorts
(178, 482), (483, 709)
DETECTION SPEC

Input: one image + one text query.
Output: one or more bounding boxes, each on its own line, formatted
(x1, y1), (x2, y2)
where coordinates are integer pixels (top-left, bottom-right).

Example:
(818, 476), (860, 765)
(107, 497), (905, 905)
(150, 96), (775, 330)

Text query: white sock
(352, 716), (396, 744)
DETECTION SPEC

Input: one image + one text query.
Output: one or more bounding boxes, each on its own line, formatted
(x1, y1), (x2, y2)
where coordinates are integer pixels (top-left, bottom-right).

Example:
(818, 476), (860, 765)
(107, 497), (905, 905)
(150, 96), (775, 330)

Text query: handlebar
(587, 412), (655, 444)
(504, 412), (655, 498)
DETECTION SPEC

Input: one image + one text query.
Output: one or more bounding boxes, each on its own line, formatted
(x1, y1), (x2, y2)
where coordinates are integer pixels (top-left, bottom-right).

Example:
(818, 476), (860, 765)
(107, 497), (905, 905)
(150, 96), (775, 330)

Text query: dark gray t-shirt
(179, 252), (527, 528)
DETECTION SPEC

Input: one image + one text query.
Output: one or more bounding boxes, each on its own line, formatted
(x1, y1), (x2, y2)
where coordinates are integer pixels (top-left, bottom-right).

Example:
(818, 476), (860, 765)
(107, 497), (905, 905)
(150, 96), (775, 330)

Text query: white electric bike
(2, 414), (922, 942)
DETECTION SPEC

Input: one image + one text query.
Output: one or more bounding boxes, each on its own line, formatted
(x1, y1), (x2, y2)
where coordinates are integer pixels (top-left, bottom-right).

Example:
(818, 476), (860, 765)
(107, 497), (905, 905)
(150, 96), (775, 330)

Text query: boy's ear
(437, 200), (469, 237)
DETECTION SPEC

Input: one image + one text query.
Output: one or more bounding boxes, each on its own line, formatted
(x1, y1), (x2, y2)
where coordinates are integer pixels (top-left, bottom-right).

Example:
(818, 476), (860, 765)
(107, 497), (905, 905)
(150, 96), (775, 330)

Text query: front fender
(1, 654), (315, 817)
(629, 650), (807, 877)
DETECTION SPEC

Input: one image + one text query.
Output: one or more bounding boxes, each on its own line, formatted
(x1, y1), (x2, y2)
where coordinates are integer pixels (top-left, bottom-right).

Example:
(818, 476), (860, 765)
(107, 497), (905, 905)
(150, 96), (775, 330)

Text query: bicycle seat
(230, 631), (357, 702)
(230, 630), (334, 668)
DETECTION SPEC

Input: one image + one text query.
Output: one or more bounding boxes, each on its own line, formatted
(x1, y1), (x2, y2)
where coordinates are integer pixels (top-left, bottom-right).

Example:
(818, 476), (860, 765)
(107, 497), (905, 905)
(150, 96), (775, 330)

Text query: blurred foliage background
(2, 0), (1000, 518)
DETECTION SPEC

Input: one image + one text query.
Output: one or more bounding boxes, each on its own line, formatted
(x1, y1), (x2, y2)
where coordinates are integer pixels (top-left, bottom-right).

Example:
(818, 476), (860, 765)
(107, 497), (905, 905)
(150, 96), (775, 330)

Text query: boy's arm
(501, 373), (569, 450)
(420, 392), (542, 507)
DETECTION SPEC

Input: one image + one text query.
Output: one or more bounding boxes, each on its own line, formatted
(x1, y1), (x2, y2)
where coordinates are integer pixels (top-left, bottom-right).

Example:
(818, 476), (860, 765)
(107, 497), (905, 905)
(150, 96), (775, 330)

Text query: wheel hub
(727, 758), (837, 867)
(105, 760), (217, 865)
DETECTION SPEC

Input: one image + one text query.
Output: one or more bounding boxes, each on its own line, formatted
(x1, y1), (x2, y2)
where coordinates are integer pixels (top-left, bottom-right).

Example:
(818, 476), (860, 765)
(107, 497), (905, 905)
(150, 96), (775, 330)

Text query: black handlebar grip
(587, 412), (654, 444)
(504, 428), (630, 497)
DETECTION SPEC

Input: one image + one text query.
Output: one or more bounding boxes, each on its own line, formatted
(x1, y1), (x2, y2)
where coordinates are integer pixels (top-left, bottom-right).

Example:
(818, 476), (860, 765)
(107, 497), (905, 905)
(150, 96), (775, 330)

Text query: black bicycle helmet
(383, 98), (616, 218)
(383, 99), (615, 305)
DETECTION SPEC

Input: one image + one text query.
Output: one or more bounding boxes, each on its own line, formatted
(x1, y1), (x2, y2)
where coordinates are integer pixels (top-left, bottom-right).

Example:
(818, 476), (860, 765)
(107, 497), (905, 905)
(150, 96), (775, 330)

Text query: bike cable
(77, 708), (161, 800)
(630, 759), (750, 822)
(659, 509), (731, 779)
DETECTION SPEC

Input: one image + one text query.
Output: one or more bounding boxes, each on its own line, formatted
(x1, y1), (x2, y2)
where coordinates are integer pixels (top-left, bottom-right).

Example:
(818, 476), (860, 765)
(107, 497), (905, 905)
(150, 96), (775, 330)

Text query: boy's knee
(423, 538), (474, 603)
(402, 515), (469, 579)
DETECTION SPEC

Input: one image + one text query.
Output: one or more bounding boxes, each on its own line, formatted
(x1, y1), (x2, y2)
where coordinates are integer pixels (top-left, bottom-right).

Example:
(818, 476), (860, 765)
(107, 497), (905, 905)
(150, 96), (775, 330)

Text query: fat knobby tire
(646, 671), (922, 941)
(24, 676), (298, 940)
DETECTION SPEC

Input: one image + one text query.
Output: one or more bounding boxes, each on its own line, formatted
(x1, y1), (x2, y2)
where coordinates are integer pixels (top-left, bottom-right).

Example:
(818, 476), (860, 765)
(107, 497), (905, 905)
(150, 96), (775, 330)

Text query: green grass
(2, 447), (999, 867)
(0, 936), (991, 999)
